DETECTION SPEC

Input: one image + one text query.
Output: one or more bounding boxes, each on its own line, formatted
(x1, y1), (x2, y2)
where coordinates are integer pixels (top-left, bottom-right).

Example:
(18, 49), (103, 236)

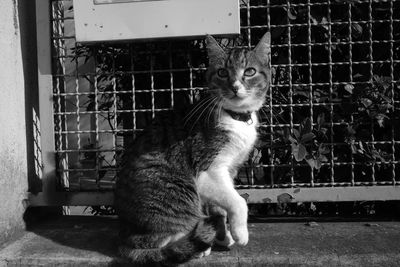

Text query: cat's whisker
(204, 103), (213, 128)
(207, 97), (220, 127)
(184, 96), (212, 120)
(188, 97), (218, 133)
(217, 100), (223, 123)
(184, 97), (215, 127)
(189, 98), (216, 133)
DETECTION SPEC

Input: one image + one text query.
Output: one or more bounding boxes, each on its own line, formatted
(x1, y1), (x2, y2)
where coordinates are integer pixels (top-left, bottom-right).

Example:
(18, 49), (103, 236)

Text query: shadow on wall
(17, 0), (42, 194)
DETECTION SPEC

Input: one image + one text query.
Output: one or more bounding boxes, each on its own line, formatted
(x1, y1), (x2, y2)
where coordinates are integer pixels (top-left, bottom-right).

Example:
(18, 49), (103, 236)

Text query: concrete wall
(0, 0), (28, 243)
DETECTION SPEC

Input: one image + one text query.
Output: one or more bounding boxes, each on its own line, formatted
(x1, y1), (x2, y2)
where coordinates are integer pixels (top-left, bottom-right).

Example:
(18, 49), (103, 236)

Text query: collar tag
(246, 117), (253, 125)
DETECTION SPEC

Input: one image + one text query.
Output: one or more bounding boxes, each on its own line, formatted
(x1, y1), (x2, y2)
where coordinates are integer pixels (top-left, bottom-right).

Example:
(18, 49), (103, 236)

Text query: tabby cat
(115, 32), (271, 266)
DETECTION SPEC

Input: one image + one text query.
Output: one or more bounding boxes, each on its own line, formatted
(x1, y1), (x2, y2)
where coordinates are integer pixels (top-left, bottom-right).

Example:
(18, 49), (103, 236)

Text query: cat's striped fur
(115, 32), (271, 266)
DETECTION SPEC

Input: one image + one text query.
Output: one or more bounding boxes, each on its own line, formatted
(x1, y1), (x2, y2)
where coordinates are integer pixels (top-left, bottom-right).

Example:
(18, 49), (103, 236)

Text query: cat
(114, 32), (271, 266)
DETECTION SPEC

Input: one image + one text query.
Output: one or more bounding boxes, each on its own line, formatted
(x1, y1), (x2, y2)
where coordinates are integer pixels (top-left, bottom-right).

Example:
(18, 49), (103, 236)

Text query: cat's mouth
(223, 96), (251, 111)
(229, 92), (247, 100)
(222, 94), (264, 113)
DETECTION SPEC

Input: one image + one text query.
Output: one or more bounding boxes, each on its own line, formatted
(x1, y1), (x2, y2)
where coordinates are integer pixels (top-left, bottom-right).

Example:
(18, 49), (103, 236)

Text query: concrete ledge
(1, 216), (400, 266)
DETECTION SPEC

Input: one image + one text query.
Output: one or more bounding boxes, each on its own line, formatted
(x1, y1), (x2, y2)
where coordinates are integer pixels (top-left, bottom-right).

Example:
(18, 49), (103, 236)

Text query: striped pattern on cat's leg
(197, 170), (248, 246)
(214, 227), (234, 247)
(205, 203), (234, 247)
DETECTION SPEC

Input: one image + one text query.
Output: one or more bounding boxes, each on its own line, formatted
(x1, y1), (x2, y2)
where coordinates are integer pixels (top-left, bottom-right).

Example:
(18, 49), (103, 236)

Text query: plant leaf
(292, 143), (307, 162)
(344, 84), (354, 94)
(353, 73), (364, 79)
(361, 98), (373, 108)
(288, 135), (297, 144)
(298, 144), (306, 160)
(319, 155), (328, 162)
(319, 145), (330, 154)
(375, 114), (387, 127)
(301, 132), (316, 143)
(351, 23), (363, 39)
(315, 159), (322, 169)
(305, 158), (317, 169)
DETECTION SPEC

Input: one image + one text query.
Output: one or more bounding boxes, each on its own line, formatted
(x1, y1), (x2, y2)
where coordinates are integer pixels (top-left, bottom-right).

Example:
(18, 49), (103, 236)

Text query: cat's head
(205, 32), (271, 113)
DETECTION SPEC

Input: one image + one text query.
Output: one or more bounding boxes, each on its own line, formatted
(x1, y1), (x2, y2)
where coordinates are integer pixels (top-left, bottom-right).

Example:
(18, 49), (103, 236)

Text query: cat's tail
(119, 217), (217, 266)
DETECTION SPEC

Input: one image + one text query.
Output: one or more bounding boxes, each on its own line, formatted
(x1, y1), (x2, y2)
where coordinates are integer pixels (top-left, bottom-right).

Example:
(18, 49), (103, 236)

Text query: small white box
(73, 0), (240, 43)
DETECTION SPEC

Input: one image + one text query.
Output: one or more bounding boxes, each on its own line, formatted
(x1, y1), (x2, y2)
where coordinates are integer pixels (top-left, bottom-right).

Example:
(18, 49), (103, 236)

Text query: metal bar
(239, 186), (400, 203)
(52, 1), (64, 184)
(29, 0), (58, 206)
(150, 48), (155, 119)
(246, 0), (251, 48)
(267, 0), (274, 187)
(168, 42), (174, 109)
(93, 48), (100, 188)
(111, 47), (118, 187)
(389, 0), (397, 184)
(53, 87), (206, 95)
(368, 0), (376, 184)
(55, 159), (400, 171)
(348, 2), (355, 187)
(243, 0), (400, 9)
(236, 181), (400, 188)
(242, 19), (400, 28)
(246, 0), (254, 185)
(327, 0), (335, 186)
(307, 0), (314, 187)
(28, 186), (400, 206)
(48, 59), (400, 76)
(286, 0), (295, 187)
(188, 47), (194, 104)
(52, 39), (400, 56)
(130, 45), (137, 139)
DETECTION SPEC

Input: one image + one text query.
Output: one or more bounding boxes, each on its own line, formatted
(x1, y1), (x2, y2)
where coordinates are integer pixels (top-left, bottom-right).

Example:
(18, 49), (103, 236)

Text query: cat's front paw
(214, 230), (235, 247)
(231, 225), (249, 246)
(194, 247), (211, 258)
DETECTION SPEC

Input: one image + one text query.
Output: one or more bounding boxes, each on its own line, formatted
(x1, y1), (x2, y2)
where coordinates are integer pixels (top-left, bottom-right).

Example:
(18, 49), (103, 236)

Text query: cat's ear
(254, 32), (271, 65)
(205, 35), (226, 67)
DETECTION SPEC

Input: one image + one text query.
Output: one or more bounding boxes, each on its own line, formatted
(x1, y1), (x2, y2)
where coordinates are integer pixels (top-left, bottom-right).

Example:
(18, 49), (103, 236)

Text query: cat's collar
(224, 109), (253, 124)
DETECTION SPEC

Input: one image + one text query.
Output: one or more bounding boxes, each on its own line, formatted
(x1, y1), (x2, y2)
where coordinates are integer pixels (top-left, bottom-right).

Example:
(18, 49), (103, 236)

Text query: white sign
(73, 0), (240, 43)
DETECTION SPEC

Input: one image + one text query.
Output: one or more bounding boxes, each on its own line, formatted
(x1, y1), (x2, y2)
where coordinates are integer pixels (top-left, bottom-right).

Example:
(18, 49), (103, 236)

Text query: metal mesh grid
(51, 0), (400, 192)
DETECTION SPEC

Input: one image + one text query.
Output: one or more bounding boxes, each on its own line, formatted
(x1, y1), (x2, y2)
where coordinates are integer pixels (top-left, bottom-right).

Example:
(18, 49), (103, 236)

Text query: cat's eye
(244, 67), (257, 77)
(217, 68), (229, 78)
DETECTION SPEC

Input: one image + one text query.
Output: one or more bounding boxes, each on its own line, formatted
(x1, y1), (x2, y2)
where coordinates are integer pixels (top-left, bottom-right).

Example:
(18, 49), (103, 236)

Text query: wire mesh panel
(50, 0), (400, 199)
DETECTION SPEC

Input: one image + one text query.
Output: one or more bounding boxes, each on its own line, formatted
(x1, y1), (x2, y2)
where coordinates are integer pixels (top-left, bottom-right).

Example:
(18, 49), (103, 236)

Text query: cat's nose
(231, 81), (241, 94)
(231, 86), (239, 94)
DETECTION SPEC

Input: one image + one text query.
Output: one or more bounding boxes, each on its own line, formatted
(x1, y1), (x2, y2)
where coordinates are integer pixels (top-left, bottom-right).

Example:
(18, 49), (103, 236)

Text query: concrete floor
(1, 216), (400, 266)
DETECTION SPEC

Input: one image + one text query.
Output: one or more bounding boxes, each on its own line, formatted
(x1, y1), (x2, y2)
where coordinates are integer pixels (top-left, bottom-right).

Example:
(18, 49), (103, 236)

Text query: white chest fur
(212, 111), (258, 171)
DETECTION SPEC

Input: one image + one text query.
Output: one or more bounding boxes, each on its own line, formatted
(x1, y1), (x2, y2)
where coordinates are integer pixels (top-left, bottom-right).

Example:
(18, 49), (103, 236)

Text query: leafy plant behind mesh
(72, 1), (399, 188)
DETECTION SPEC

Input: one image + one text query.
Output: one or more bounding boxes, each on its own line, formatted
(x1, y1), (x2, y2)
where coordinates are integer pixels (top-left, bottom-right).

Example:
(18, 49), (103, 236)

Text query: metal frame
(30, 0), (400, 206)
(29, 0), (58, 206)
